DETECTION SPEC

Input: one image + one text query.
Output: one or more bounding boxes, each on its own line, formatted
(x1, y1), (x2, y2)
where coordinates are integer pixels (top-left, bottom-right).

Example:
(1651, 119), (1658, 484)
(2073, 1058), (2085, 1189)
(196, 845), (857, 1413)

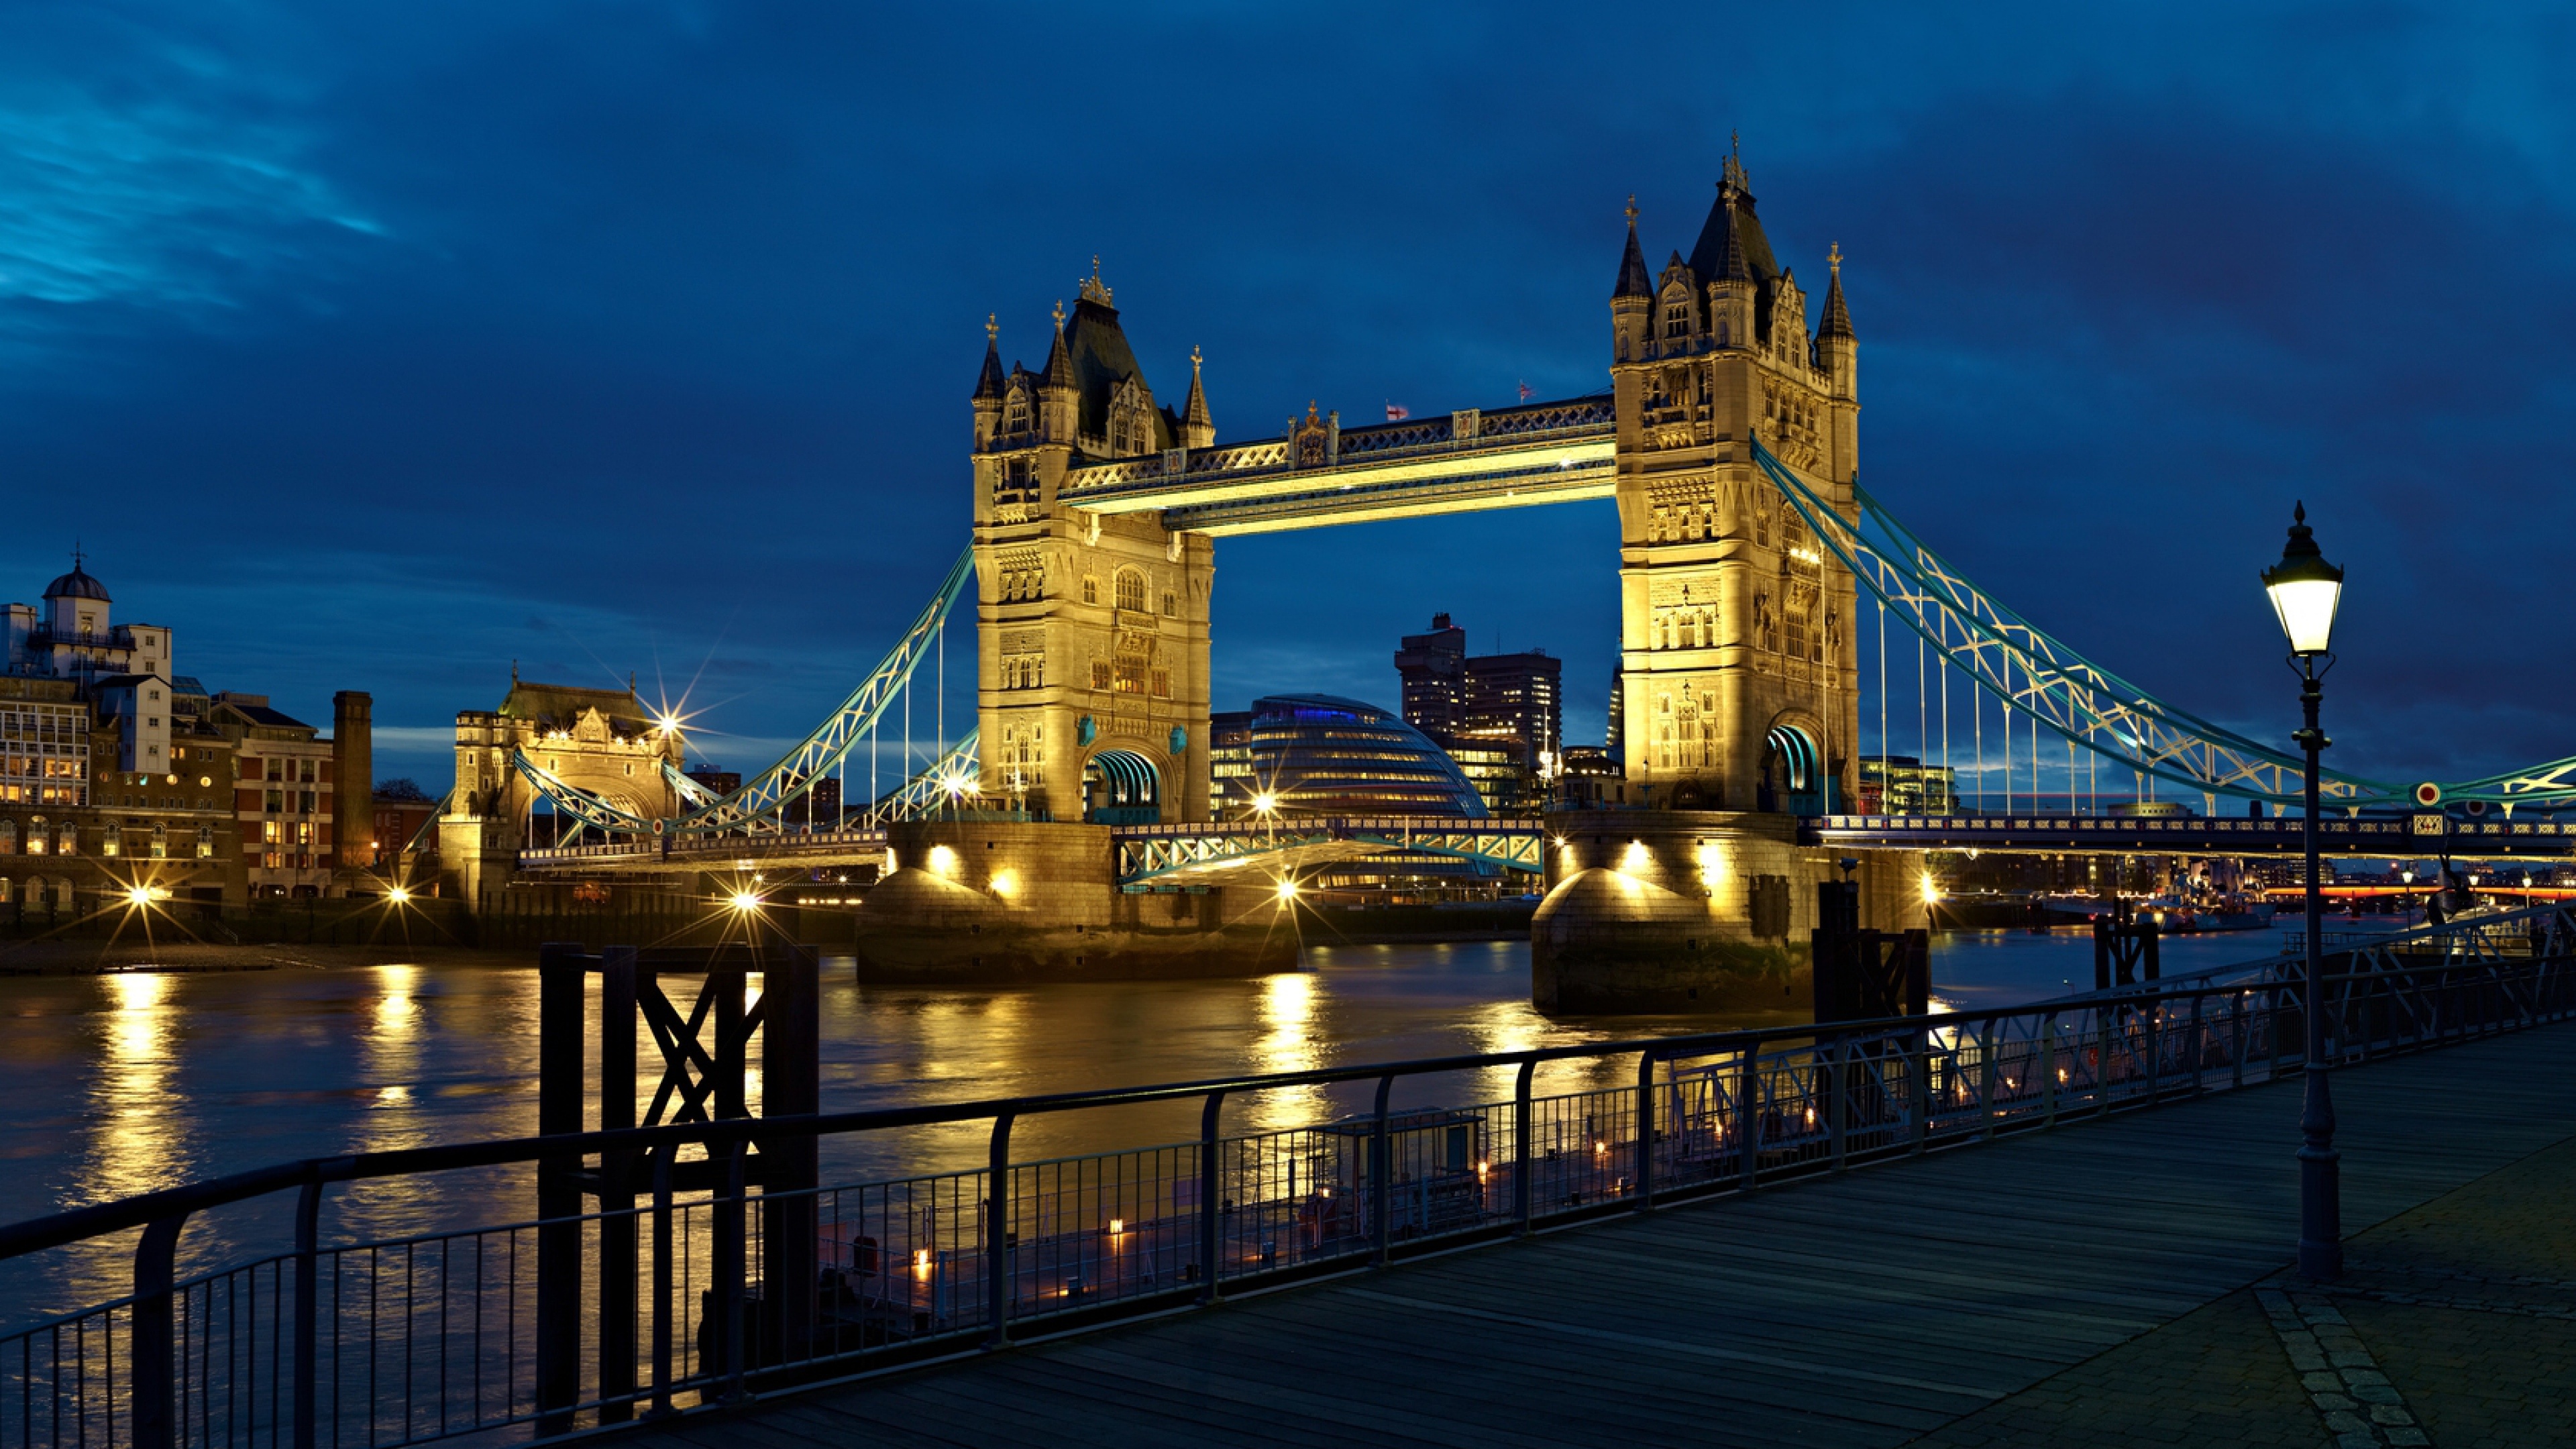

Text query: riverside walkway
(629, 1022), (2575, 1449)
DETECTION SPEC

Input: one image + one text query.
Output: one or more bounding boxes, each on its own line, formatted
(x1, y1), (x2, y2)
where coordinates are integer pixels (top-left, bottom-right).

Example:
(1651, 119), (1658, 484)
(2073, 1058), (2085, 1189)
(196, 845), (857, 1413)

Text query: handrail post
(1734, 1044), (1762, 1188)
(1909, 1030), (1931, 1155)
(1196, 1091), (1226, 1305)
(1511, 1060), (1535, 1234)
(984, 1112), (1015, 1348)
(1371, 1075), (1394, 1267)
(1633, 1051), (1657, 1209)
(1976, 1018), (1996, 1140)
(718, 1140), (749, 1401)
(2186, 989), (2204, 1097)
(292, 1178), (321, 1449)
(131, 1213), (187, 1449)
(2231, 990), (2247, 1090)
(533, 943), (586, 1436)
(1827, 1037), (1847, 1172)
(2041, 1015), (2057, 1126)
(647, 1150), (674, 1417)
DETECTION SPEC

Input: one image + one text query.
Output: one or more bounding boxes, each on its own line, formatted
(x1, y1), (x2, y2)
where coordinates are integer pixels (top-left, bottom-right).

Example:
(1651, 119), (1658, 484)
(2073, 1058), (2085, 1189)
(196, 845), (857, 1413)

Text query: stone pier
(1531, 808), (1924, 1012)
(853, 819), (1296, 981)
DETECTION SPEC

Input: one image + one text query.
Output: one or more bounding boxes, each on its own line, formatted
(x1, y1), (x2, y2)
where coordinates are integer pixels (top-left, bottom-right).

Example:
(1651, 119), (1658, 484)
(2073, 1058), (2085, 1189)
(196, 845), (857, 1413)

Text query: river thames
(0, 926), (2308, 1316)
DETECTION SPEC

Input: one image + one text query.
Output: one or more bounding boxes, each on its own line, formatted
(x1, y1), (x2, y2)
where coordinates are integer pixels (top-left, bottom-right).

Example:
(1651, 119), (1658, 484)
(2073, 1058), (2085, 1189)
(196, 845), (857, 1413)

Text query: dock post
(534, 943), (587, 1436)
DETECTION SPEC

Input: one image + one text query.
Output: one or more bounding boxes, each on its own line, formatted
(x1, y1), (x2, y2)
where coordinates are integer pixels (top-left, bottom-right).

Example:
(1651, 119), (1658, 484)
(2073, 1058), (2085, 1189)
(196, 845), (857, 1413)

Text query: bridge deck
(629, 1022), (2573, 1446)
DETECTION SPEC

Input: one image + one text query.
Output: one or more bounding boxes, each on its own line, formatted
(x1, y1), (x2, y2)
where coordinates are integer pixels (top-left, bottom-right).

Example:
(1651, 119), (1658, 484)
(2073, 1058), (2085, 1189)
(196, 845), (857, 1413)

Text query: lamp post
(2262, 501), (2345, 1280)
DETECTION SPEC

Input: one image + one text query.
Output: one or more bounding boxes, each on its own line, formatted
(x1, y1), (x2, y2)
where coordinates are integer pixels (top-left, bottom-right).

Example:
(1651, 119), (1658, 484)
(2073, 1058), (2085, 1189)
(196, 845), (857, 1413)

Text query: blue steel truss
(1116, 817), (1546, 885)
(873, 729), (980, 822)
(1749, 439), (2576, 811)
(512, 547), (975, 837)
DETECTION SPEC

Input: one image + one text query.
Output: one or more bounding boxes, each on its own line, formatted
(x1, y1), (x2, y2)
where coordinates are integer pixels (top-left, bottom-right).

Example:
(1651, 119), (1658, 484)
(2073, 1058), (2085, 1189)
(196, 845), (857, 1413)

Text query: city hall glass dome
(1228, 694), (1487, 818)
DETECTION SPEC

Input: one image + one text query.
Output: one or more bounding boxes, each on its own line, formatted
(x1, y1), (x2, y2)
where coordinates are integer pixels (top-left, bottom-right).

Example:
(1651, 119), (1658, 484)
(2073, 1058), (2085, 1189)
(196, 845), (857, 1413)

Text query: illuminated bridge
(472, 148), (2576, 976)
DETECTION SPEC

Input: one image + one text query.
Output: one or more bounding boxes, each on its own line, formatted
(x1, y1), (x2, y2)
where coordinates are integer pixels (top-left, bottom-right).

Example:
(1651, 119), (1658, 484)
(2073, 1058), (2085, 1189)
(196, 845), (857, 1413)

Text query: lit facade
(1855, 755), (1957, 815)
(1609, 150), (1860, 812)
(971, 265), (1216, 826)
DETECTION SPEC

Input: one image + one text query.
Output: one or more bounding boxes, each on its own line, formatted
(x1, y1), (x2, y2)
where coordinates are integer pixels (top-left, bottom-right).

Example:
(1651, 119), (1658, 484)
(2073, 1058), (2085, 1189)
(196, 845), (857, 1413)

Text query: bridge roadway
(622, 1023), (2573, 1448)
(514, 817), (1549, 885)
(519, 808), (2576, 884)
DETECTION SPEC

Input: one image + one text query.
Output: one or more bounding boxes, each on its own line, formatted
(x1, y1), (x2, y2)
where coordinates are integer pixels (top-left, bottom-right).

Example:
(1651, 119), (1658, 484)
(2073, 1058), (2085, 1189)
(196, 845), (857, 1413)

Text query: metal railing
(7, 906), (2574, 1449)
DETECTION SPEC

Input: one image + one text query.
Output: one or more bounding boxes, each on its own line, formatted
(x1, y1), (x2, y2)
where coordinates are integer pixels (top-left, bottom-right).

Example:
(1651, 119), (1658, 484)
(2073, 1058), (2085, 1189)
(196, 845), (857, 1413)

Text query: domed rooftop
(44, 561), (109, 603)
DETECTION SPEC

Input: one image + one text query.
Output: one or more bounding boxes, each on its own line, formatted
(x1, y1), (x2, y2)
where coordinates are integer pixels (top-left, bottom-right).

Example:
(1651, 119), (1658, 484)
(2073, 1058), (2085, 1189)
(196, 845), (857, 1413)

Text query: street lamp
(2261, 501), (2345, 1280)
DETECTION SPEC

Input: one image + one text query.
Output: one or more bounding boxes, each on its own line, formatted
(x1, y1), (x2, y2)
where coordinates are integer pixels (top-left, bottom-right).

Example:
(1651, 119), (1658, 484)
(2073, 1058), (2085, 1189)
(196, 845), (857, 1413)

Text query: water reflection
(1, 927), (2237, 1322)
(80, 971), (184, 1206)
(1247, 971), (1324, 1129)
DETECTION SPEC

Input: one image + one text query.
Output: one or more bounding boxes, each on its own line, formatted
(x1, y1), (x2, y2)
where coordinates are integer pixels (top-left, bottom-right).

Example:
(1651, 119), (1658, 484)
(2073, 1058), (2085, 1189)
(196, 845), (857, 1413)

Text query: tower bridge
(473, 146), (2576, 1007)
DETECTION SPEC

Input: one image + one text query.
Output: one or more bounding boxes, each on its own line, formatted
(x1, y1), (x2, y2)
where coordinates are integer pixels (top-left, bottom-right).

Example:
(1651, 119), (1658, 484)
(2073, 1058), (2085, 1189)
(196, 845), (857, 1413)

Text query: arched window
(0, 877), (11, 903)
(197, 825), (215, 859)
(56, 824), (76, 855)
(0, 820), (13, 855)
(24, 817), (46, 856)
(1081, 576), (1099, 606)
(151, 823), (168, 859)
(1004, 388), (1030, 439)
(1114, 570), (1146, 613)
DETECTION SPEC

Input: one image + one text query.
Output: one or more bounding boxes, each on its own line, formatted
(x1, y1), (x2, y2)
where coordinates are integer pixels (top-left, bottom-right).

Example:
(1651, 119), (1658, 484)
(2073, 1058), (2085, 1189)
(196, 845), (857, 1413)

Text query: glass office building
(1219, 694), (1487, 818)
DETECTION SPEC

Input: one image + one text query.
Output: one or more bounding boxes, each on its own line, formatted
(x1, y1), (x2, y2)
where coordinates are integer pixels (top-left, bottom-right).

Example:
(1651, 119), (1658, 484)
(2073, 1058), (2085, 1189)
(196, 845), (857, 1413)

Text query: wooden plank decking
(633, 1022), (2576, 1447)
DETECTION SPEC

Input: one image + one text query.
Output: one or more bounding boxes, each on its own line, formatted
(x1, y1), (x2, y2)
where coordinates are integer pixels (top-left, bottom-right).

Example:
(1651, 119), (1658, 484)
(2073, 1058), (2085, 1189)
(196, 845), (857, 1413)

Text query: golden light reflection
(80, 971), (184, 1205)
(1244, 971), (1325, 1130)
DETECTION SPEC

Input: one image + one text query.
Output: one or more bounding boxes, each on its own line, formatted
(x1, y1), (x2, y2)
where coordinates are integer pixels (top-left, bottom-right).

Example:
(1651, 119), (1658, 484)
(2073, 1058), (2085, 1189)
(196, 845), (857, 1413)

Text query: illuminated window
(1091, 660), (1111, 690)
(1115, 570), (1146, 612)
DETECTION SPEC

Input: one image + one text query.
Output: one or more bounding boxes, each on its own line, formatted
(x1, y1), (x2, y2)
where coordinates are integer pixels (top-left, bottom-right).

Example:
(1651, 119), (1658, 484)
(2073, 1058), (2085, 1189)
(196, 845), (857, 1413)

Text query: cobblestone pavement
(1905, 1132), (2576, 1448)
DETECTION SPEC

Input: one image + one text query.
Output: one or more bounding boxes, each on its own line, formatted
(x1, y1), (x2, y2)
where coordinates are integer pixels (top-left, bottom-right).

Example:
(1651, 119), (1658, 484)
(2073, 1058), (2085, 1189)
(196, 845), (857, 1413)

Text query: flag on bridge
(1517, 380), (1534, 402)
(1385, 402), (1409, 421)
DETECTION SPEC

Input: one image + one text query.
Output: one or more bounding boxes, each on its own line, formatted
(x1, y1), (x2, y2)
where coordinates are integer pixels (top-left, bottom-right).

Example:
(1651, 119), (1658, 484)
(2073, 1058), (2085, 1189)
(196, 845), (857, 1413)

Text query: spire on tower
(1180, 343), (1214, 447)
(972, 312), (1006, 400)
(1612, 196), (1652, 299)
(1079, 256), (1114, 307)
(1818, 242), (1854, 341)
(1042, 300), (1076, 388)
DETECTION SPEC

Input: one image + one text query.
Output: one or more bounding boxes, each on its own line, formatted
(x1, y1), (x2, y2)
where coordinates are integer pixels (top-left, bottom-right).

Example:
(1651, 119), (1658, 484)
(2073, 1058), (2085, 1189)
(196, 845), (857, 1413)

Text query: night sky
(4, 3), (2570, 798)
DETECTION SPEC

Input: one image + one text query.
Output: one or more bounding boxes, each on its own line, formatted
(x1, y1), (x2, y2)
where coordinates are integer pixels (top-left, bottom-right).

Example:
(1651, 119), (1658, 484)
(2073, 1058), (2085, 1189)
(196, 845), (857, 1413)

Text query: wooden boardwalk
(635, 1023), (2576, 1448)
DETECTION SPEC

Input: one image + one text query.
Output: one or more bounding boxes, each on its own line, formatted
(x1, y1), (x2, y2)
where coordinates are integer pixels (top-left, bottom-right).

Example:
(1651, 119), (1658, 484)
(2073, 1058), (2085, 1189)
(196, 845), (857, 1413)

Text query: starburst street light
(729, 890), (763, 912)
(386, 885), (412, 905)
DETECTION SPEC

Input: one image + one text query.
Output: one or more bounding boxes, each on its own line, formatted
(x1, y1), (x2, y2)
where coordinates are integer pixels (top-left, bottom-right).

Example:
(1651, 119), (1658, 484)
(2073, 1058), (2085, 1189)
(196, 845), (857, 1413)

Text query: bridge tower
(969, 264), (1215, 824)
(1608, 147), (1861, 813)
(438, 674), (686, 909)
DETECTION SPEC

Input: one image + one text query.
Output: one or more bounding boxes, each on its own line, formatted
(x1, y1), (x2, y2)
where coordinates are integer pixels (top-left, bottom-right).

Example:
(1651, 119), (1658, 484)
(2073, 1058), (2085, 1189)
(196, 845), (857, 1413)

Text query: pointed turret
(1609, 197), (1654, 363)
(1037, 298), (1079, 440)
(1611, 197), (1652, 299)
(1180, 344), (1214, 449)
(972, 313), (1006, 400)
(1817, 242), (1857, 401)
(1817, 243), (1854, 341)
(1041, 299), (1076, 390)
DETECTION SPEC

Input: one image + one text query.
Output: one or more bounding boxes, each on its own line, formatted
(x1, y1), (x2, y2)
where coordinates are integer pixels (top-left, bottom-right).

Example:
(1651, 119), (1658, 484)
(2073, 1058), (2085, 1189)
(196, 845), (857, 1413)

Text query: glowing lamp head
(124, 885), (152, 907)
(1919, 873), (1940, 904)
(729, 890), (762, 912)
(386, 885), (412, 905)
(1275, 877), (1299, 901)
(2260, 502), (2343, 658)
(1252, 790), (1277, 815)
(655, 714), (682, 735)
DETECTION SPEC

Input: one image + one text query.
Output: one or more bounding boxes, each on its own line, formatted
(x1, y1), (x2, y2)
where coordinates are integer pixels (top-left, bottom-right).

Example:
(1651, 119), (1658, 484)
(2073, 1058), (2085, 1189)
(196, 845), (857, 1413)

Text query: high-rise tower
(1607, 147), (1860, 813)
(970, 262), (1214, 823)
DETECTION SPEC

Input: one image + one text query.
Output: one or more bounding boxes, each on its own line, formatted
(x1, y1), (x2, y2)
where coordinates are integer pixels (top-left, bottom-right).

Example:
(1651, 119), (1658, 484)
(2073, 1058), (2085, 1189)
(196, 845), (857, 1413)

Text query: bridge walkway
(631, 1023), (2574, 1448)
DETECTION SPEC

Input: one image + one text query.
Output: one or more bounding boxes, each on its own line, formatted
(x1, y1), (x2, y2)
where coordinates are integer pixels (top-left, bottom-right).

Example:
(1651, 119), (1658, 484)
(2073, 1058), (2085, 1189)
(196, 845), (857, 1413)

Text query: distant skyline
(5, 3), (2572, 793)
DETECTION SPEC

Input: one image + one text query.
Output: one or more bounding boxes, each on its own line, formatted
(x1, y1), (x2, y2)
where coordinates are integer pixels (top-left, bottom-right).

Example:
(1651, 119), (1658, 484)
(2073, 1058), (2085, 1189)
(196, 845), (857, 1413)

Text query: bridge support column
(1529, 808), (1924, 1014)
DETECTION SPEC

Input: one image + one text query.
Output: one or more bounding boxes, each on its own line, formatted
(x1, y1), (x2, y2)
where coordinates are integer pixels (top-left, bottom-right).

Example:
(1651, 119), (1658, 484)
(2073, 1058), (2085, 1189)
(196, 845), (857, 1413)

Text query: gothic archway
(1762, 724), (1827, 817)
(1083, 749), (1162, 826)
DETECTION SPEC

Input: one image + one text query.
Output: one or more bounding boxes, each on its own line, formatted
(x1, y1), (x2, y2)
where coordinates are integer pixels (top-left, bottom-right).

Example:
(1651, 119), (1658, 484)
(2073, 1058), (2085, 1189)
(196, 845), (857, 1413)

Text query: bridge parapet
(1806, 812), (2575, 860)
